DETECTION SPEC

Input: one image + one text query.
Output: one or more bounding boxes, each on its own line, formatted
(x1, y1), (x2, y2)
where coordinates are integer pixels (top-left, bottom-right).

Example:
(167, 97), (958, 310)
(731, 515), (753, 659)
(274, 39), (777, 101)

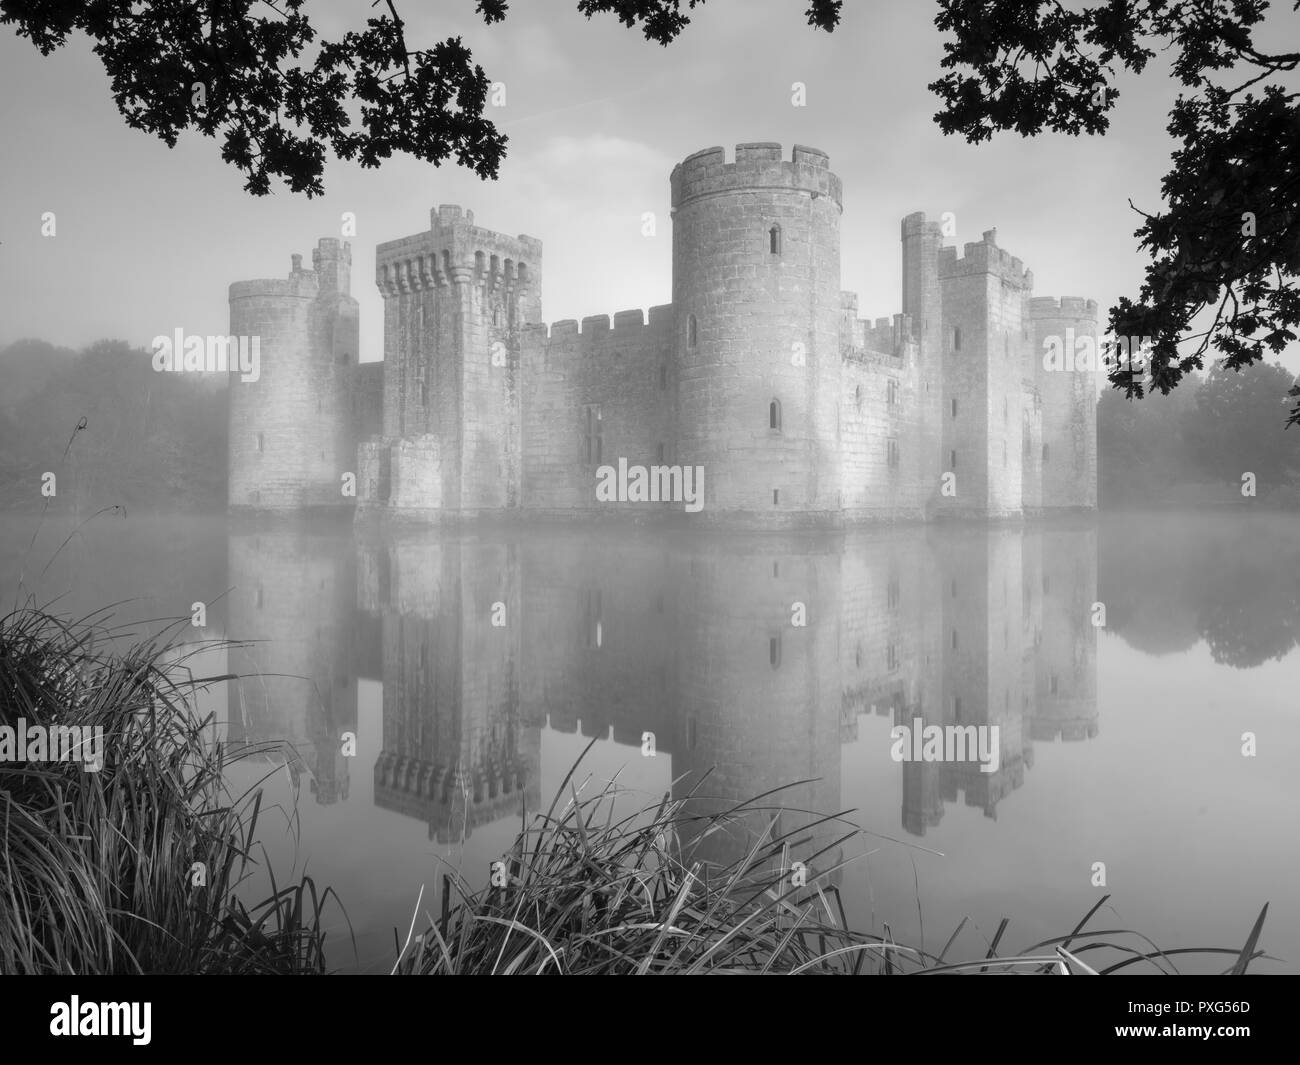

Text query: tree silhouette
(927, 0), (1300, 427)
(5, 0), (1296, 420)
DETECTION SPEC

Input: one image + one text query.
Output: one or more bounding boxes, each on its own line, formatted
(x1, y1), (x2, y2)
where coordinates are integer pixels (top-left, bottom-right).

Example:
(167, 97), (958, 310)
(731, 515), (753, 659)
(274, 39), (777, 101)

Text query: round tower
(1029, 296), (1099, 510)
(671, 144), (843, 525)
(228, 239), (359, 510)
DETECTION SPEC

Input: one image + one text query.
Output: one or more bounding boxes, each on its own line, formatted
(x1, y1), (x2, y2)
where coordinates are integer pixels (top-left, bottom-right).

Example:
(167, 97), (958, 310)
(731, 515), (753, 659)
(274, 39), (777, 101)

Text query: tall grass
(393, 746), (1274, 975)
(0, 603), (342, 974)
(0, 604), (1272, 975)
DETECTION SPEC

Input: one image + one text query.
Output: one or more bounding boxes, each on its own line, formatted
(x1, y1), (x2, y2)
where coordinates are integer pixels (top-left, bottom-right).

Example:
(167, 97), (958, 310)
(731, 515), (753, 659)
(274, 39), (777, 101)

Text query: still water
(3, 510), (1297, 972)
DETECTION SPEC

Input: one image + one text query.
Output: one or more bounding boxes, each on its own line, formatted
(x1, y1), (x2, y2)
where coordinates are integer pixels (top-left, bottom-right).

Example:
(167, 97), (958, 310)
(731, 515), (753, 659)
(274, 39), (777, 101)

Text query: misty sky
(2, 0), (1296, 377)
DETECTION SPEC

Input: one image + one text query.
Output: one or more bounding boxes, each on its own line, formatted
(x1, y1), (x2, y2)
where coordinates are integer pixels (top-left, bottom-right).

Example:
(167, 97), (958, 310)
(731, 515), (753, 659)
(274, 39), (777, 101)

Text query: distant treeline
(2, 337), (1296, 514)
(0, 339), (227, 512)
(1099, 360), (1300, 507)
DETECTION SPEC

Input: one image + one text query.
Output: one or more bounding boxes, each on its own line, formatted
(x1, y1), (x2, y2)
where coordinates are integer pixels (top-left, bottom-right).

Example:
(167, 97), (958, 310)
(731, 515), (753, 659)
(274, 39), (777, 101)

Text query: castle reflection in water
(224, 521), (1098, 863)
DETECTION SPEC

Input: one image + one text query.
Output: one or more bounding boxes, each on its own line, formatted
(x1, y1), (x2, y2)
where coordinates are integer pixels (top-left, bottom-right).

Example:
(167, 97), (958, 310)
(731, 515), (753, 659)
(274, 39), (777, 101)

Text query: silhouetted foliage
(6, 0), (1295, 417)
(929, 0), (1300, 426)
(0, 0), (837, 196)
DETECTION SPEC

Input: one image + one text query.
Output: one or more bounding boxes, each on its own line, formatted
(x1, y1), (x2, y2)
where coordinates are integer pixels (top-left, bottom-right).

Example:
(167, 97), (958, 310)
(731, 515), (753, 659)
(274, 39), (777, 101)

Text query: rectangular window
(584, 405), (603, 464)
(950, 449), (958, 470)
(887, 437), (900, 469)
(887, 575), (900, 611)
(887, 378), (898, 406)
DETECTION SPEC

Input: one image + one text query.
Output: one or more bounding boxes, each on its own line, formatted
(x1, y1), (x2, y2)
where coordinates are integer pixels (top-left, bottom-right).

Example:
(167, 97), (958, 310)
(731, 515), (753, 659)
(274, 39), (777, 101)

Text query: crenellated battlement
(670, 143), (842, 210)
(230, 139), (1097, 525)
(523, 304), (673, 341)
(375, 206), (540, 298)
(937, 228), (1032, 287)
(229, 238), (353, 302)
(1029, 295), (1099, 319)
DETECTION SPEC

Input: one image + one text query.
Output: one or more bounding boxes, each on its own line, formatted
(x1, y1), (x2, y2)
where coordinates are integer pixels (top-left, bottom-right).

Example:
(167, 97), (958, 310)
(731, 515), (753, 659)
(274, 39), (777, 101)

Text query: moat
(3, 510), (1296, 972)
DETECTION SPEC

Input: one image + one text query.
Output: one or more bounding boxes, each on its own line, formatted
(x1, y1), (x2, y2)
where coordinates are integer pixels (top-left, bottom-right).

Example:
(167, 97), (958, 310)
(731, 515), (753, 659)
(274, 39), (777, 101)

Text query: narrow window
(1050, 673), (1059, 696)
(950, 448), (958, 470)
(953, 326), (962, 352)
(855, 384), (863, 411)
(420, 378), (429, 407)
(773, 562), (779, 577)
(887, 438), (899, 469)
(769, 635), (781, 669)
(951, 397), (958, 418)
(257, 432), (264, 453)
(584, 405), (603, 464)
(659, 364), (667, 390)
(773, 488), (780, 505)
(1043, 442), (1050, 463)
(887, 378), (898, 406)
(951, 579), (957, 598)
(887, 643), (898, 672)
(769, 399), (781, 431)
(769, 225), (781, 255)
(688, 314), (698, 348)
(952, 628), (958, 650)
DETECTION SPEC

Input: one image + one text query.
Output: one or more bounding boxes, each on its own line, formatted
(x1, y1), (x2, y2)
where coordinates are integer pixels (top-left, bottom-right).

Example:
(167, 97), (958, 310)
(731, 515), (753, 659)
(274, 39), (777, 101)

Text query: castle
(227, 143), (1097, 524)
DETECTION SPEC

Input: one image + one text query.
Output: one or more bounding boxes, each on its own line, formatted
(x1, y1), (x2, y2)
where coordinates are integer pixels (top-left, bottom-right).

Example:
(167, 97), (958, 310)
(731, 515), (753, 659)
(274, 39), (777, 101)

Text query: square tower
(371, 206), (542, 517)
(936, 229), (1033, 517)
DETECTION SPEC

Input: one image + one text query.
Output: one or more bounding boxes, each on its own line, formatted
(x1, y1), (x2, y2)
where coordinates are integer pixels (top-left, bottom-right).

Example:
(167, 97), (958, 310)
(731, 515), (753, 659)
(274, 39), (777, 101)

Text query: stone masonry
(227, 144), (1097, 524)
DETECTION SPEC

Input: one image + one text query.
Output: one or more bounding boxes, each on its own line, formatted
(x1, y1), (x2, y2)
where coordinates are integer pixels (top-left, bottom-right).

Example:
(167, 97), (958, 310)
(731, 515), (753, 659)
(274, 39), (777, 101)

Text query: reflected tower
(226, 520), (358, 803)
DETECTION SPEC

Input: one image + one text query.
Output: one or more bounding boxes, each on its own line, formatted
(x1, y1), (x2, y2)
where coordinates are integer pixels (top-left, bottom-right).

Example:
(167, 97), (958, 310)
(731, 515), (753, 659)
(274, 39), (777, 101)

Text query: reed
(0, 603), (341, 974)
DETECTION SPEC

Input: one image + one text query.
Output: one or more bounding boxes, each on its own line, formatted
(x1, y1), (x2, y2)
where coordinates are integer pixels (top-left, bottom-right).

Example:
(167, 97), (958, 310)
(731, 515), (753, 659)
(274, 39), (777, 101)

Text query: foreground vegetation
(0, 605), (1273, 974)
(0, 605), (336, 974)
(393, 755), (1271, 975)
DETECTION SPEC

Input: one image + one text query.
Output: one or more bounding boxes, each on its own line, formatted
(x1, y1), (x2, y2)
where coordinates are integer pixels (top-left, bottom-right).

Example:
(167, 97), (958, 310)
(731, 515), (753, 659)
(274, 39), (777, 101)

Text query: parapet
(376, 208), (541, 298)
(229, 243), (337, 301)
(901, 212), (944, 240)
(1029, 296), (1099, 320)
(529, 304), (673, 340)
(863, 313), (913, 356)
(670, 143), (842, 209)
(937, 227), (1032, 287)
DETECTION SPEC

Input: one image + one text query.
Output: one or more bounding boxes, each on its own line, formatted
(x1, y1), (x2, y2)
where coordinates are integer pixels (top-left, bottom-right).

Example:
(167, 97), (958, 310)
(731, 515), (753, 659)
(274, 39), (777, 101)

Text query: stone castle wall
(519, 308), (674, 515)
(227, 145), (1097, 524)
